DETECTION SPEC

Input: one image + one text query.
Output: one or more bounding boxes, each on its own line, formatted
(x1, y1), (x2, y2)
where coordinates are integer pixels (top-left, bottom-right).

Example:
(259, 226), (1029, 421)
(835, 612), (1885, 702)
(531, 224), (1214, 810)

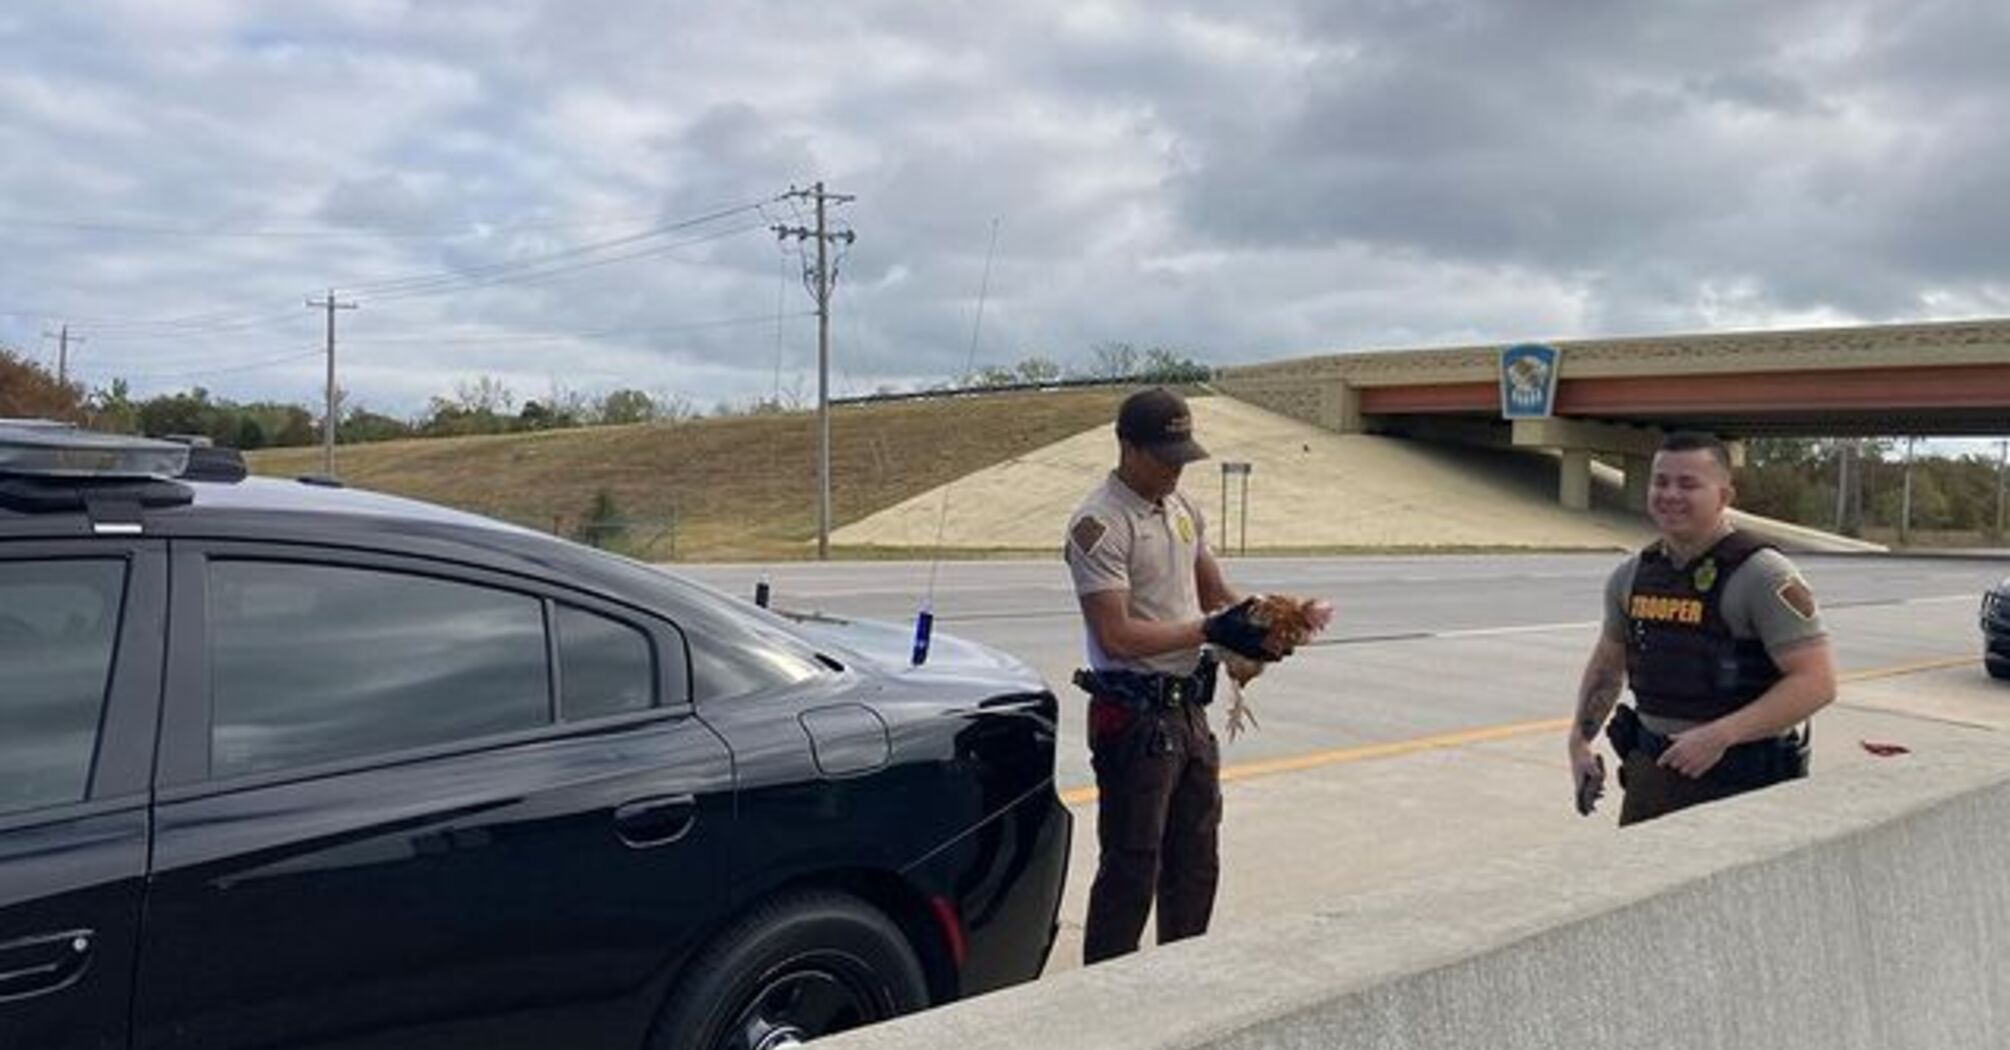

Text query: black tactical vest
(1624, 530), (1782, 721)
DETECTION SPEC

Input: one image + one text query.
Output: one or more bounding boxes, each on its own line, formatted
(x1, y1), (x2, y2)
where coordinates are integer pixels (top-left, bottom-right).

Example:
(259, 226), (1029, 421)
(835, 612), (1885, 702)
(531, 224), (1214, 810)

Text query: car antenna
(914, 217), (1000, 666)
(752, 224), (793, 612)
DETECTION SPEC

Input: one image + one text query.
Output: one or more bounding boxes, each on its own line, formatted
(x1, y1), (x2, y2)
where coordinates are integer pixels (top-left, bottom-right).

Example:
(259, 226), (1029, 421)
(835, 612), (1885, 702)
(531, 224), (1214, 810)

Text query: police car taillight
(0, 420), (190, 480)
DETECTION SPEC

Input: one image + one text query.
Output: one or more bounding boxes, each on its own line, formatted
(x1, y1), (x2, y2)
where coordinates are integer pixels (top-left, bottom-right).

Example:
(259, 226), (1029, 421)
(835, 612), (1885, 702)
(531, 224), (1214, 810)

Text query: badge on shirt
(1175, 513), (1194, 545)
(1692, 558), (1718, 593)
(1071, 515), (1108, 555)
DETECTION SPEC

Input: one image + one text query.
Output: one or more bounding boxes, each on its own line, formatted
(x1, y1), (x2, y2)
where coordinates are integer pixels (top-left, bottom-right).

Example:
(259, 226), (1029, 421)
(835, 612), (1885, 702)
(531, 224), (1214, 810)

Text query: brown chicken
(1218, 594), (1333, 740)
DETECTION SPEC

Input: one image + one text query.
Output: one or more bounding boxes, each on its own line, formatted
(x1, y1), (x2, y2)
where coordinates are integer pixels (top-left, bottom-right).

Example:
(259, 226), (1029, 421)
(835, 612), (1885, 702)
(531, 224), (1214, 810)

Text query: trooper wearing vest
(1065, 387), (1275, 964)
(1568, 431), (1837, 826)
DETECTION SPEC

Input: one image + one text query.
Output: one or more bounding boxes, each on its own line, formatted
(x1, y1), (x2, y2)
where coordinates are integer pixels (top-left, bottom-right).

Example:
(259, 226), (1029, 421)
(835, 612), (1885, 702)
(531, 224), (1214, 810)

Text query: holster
(1605, 704), (1646, 759)
(1073, 655), (1218, 711)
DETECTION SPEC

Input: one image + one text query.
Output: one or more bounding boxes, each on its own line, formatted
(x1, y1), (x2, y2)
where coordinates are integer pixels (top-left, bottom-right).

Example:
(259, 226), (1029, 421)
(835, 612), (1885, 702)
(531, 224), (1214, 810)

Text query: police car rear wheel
(649, 890), (928, 1050)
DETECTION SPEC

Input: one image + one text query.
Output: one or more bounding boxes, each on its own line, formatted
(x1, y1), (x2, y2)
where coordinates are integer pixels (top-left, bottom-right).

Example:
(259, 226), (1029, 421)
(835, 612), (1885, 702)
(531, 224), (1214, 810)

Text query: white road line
(1433, 619), (1603, 639)
(1387, 571), (1605, 584)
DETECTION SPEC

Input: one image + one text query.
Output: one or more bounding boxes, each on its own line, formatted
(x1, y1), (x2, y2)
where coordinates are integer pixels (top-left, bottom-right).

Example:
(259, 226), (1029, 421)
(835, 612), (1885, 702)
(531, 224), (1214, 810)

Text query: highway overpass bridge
(1215, 318), (2010, 511)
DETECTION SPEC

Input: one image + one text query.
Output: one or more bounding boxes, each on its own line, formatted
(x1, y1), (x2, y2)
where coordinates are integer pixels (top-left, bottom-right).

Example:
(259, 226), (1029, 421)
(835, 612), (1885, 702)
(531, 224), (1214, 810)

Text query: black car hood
(784, 612), (1044, 689)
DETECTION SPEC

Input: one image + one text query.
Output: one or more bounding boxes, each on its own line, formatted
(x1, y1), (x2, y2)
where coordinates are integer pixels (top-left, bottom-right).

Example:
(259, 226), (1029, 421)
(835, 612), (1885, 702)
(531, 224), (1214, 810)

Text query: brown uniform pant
(1617, 747), (1765, 826)
(1082, 696), (1221, 964)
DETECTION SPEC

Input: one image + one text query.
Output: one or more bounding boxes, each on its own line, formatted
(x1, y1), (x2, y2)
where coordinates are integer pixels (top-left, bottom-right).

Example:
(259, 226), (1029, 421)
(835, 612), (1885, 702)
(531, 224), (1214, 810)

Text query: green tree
(1014, 355), (1063, 383)
(1138, 347), (1210, 383)
(87, 379), (139, 433)
(1084, 341), (1138, 379)
(576, 489), (625, 548)
(137, 388), (223, 442)
(339, 408), (412, 444)
(597, 388), (657, 425)
(963, 365), (1018, 388)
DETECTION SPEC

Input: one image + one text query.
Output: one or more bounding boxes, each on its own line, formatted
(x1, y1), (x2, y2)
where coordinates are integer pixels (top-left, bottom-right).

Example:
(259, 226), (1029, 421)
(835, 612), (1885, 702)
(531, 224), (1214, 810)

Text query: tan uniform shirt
(1064, 472), (1209, 676)
(1601, 536), (1828, 733)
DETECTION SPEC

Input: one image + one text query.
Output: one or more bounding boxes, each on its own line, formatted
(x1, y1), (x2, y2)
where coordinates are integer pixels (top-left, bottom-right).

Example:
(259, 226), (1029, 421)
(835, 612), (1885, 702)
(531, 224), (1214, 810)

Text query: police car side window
(208, 561), (551, 777)
(555, 604), (655, 720)
(685, 616), (825, 703)
(0, 559), (125, 816)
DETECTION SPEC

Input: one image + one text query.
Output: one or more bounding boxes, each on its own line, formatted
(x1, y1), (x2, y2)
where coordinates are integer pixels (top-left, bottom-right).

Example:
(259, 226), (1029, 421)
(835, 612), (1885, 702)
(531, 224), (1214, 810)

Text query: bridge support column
(1625, 454), (1651, 511)
(1318, 380), (1362, 433)
(1560, 449), (1592, 511)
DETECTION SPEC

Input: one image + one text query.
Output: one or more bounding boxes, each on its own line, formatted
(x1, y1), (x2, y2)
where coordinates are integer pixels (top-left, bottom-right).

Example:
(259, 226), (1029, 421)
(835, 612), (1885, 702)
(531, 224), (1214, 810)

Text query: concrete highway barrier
(826, 736), (2010, 1050)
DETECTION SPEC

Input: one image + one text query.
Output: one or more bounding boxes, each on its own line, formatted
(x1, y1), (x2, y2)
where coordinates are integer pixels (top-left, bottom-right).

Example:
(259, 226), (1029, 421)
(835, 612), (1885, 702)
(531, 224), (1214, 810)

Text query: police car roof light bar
(0, 421), (192, 480)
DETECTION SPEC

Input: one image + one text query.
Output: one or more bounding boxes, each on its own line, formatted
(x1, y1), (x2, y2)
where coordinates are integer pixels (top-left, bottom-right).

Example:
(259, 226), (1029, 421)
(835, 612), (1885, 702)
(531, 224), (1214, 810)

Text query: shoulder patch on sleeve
(1070, 515), (1108, 555)
(1776, 577), (1817, 620)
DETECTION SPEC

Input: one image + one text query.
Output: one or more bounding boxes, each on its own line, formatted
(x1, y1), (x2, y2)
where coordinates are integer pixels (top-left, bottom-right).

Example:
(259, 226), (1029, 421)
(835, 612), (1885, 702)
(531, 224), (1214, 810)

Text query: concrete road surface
(674, 554), (2009, 973)
(677, 554), (2004, 787)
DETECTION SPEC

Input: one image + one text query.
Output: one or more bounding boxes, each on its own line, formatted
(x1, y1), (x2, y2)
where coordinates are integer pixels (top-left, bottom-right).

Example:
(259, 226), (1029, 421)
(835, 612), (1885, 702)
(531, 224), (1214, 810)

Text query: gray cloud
(0, 0), (2005, 416)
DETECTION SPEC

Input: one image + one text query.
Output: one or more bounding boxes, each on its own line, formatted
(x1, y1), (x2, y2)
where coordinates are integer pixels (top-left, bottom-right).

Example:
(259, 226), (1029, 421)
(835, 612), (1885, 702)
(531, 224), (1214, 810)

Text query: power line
(0, 197), (778, 337)
(30, 219), (764, 336)
(354, 220), (772, 303)
(0, 209), (683, 240)
(339, 312), (816, 346)
(1, 304), (311, 336)
(63, 310), (315, 341)
(339, 201), (769, 297)
(113, 348), (326, 381)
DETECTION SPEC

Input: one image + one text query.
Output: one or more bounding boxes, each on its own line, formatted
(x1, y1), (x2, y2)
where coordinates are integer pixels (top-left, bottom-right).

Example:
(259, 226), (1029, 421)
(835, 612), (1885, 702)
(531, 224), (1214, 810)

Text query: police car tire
(1986, 657), (2010, 682)
(648, 889), (929, 1050)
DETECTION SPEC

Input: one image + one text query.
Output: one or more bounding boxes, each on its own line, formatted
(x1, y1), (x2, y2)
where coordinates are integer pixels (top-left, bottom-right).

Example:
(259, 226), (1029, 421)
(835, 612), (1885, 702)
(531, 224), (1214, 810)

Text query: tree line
(0, 341), (1212, 450)
(1737, 437), (2007, 540)
(948, 342), (1212, 389)
(0, 347), (701, 449)
(12, 345), (1995, 541)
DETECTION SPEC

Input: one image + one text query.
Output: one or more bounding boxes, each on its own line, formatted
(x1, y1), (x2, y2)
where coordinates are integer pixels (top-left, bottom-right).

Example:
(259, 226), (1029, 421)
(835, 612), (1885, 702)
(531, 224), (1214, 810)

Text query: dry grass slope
(248, 388), (1130, 561)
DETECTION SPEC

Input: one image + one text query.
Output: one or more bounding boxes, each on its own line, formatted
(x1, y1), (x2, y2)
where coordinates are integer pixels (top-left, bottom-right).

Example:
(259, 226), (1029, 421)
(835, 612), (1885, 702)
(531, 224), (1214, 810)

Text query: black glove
(1203, 598), (1272, 661)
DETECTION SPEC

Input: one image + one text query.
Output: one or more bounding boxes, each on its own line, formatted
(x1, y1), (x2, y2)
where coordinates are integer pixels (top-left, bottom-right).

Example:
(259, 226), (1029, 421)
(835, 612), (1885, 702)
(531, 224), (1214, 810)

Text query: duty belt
(1606, 704), (1809, 788)
(1073, 656), (1218, 711)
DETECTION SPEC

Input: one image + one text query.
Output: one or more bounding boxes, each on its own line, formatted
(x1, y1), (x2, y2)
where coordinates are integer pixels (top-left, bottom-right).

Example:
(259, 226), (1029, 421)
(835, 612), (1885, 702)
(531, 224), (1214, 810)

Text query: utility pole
(40, 324), (83, 387)
(1995, 438), (2008, 544)
(773, 182), (856, 560)
(305, 290), (357, 478)
(1900, 435), (1917, 547)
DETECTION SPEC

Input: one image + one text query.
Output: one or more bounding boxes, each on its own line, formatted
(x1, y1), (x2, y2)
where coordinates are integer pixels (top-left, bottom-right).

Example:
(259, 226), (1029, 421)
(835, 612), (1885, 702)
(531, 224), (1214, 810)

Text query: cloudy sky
(3, 0), (2008, 418)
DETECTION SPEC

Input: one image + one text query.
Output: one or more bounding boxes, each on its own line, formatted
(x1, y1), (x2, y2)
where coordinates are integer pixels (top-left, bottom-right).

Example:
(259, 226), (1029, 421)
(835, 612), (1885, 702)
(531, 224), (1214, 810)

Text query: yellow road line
(1836, 655), (1975, 683)
(1057, 652), (1978, 808)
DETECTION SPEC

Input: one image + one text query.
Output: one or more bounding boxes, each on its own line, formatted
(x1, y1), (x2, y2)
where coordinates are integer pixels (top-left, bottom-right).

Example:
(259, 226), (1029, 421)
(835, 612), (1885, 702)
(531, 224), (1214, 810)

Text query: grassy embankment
(249, 388), (1129, 562)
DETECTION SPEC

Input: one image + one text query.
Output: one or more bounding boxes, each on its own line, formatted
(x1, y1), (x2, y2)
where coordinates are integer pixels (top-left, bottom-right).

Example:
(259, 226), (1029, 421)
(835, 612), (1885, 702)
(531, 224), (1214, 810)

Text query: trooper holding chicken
(1064, 387), (1328, 965)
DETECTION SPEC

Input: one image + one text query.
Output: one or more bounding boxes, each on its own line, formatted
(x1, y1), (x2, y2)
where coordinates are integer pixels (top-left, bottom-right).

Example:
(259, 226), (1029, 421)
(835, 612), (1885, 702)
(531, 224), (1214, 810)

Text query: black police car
(1983, 577), (2010, 680)
(0, 422), (1069, 1050)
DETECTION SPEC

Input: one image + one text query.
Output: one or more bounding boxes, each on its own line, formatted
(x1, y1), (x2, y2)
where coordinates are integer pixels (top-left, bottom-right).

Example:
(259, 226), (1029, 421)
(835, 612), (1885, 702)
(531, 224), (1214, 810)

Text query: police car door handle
(0, 929), (93, 1000)
(613, 795), (698, 848)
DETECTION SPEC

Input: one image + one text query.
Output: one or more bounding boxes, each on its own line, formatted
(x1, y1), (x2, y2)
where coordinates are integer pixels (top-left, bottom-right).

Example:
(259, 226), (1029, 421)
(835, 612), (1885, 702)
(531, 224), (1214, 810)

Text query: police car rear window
(208, 561), (551, 777)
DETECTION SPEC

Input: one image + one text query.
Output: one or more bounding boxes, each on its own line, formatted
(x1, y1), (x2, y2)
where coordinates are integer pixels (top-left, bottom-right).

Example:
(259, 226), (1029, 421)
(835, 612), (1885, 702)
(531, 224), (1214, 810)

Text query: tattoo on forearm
(1575, 666), (1624, 742)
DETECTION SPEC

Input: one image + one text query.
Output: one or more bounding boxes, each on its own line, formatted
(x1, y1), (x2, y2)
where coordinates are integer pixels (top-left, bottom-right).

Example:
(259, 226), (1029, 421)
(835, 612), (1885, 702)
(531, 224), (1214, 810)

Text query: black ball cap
(1116, 387), (1208, 465)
